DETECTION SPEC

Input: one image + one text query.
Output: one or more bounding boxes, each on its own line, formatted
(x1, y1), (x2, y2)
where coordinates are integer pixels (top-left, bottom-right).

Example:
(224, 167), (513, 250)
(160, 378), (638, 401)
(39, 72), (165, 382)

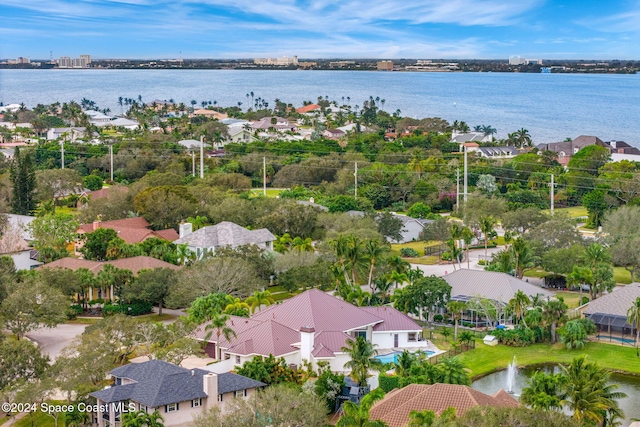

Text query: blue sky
(2, 0), (640, 59)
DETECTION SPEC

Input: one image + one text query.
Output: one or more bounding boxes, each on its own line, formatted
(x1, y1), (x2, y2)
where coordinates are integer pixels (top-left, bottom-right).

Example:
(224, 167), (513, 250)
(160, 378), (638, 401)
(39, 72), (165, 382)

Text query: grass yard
(12, 402), (66, 427)
(406, 256), (440, 265)
(614, 267), (632, 284)
(457, 341), (640, 379)
(66, 317), (99, 325)
(249, 188), (287, 198)
(390, 241), (440, 256)
(553, 291), (583, 309)
(542, 206), (588, 218)
(55, 206), (77, 216)
(137, 313), (178, 322)
(523, 269), (548, 279)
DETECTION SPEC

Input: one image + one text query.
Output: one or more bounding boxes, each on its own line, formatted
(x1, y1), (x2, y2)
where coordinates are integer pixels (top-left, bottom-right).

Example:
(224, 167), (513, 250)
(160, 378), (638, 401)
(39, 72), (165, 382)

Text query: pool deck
(377, 342), (445, 358)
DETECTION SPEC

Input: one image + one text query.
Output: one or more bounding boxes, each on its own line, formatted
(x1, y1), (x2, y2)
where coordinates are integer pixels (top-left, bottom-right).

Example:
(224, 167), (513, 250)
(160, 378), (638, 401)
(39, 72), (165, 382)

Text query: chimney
(300, 326), (315, 364)
(202, 373), (218, 409)
(610, 140), (617, 149)
(179, 222), (193, 239)
(92, 220), (100, 231)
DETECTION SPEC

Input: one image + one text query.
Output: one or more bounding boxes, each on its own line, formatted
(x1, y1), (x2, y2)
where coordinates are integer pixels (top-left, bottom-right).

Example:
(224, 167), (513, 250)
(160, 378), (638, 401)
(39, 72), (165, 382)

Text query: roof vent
(191, 370), (195, 376)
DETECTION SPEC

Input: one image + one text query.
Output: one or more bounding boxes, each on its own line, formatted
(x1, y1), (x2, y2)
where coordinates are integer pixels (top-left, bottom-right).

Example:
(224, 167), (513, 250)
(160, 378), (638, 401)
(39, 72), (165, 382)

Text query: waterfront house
(296, 103), (322, 114)
(192, 108), (228, 120)
(174, 221), (275, 260)
(46, 127), (86, 141)
(193, 289), (437, 375)
(536, 135), (609, 166)
(476, 146), (518, 159)
(369, 383), (519, 427)
(583, 284), (640, 340)
(90, 360), (265, 427)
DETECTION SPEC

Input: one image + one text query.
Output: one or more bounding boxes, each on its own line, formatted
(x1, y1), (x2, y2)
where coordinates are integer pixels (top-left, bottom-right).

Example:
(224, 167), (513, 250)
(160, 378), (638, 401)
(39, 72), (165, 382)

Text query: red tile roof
(39, 256), (179, 276)
(77, 217), (178, 244)
(369, 383), (519, 427)
(296, 104), (321, 114)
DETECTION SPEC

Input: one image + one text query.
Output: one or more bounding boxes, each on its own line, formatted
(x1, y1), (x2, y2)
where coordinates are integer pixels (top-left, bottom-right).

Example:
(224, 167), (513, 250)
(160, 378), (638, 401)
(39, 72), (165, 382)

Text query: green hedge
(103, 301), (153, 316)
(400, 248), (420, 258)
(493, 327), (535, 347)
(379, 374), (399, 392)
(66, 304), (84, 319)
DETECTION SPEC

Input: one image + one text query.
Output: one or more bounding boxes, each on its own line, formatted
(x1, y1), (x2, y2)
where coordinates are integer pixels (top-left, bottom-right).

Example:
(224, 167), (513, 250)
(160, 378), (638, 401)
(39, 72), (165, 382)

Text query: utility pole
(550, 173), (555, 215)
(463, 145), (468, 202)
(192, 151), (196, 177)
(263, 156), (267, 196)
(60, 141), (64, 169)
(199, 136), (204, 179)
(354, 161), (358, 199)
(109, 144), (114, 182)
(456, 168), (460, 212)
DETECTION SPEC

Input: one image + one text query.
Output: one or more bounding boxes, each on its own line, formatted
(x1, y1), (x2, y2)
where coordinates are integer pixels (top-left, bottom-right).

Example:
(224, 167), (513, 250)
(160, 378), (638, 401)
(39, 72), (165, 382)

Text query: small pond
(471, 364), (640, 426)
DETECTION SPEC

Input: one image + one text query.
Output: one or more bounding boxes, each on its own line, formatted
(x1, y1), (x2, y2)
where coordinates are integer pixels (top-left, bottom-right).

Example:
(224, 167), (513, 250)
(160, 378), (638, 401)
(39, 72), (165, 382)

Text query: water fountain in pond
(506, 355), (518, 394)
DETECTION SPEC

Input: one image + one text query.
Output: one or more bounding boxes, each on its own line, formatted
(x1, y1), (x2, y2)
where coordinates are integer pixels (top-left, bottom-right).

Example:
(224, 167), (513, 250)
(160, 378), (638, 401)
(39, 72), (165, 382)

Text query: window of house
(235, 389), (247, 398)
(139, 404), (147, 412)
(165, 403), (178, 413)
(356, 331), (366, 338)
(218, 394), (223, 402)
(235, 355), (241, 364)
(408, 332), (417, 342)
(192, 399), (201, 408)
(115, 377), (122, 386)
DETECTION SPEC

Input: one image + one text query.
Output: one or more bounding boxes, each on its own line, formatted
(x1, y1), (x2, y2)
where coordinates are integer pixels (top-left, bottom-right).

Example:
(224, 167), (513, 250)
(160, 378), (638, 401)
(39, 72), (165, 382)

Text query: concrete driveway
(26, 323), (88, 360)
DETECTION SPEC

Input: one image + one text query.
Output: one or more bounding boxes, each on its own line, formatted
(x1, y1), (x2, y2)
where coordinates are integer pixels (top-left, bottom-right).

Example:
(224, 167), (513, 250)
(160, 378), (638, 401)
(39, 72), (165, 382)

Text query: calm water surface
(2, 69), (639, 144)
(472, 364), (640, 426)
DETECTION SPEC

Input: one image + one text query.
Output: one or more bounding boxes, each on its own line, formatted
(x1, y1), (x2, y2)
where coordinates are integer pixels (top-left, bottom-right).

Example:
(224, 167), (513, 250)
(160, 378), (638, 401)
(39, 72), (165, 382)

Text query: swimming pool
(596, 335), (636, 344)
(375, 350), (435, 364)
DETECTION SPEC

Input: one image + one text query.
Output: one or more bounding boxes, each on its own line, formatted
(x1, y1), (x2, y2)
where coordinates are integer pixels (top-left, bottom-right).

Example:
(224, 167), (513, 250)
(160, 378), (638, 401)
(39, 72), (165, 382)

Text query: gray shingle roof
(90, 360), (263, 407)
(583, 284), (640, 317)
(174, 221), (275, 247)
(443, 270), (553, 304)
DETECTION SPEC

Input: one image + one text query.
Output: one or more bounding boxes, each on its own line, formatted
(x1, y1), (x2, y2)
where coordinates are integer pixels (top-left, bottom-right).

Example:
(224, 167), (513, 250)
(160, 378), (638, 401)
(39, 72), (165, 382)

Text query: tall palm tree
(204, 312), (237, 360)
(514, 128), (532, 148)
(291, 236), (313, 253)
(347, 286), (371, 307)
(393, 349), (416, 377)
(627, 297), (640, 356)
(245, 290), (275, 314)
(478, 215), (497, 262)
(336, 388), (388, 427)
(511, 237), (535, 279)
(507, 290), (531, 327)
(461, 227), (474, 269)
(342, 336), (384, 386)
(448, 223), (465, 270)
(364, 239), (386, 293)
(446, 301), (467, 341)
(542, 298), (568, 344)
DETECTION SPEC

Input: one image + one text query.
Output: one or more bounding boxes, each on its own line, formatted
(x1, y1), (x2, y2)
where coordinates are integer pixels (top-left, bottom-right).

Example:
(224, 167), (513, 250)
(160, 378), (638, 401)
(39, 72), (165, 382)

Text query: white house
(174, 222), (275, 260)
(46, 127), (86, 141)
(0, 214), (43, 270)
(390, 214), (434, 243)
(194, 289), (440, 374)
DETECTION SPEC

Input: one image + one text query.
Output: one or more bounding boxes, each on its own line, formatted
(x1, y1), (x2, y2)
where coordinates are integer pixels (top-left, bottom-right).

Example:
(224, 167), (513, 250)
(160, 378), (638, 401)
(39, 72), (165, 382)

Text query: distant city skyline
(1, 0), (640, 60)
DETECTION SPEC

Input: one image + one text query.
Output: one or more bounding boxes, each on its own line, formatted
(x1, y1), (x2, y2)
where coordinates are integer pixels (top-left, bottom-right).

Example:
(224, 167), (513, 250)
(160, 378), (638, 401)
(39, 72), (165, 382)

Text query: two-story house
(90, 360), (265, 427)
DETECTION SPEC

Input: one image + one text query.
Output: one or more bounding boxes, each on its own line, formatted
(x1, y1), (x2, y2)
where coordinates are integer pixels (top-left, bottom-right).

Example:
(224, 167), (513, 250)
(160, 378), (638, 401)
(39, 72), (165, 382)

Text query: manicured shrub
(67, 304), (84, 319)
(102, 300), (153, 316)
(433, 314), (444, 323)
(400, 248), (420, 258)
(379, 374), (400, 392)
(493, 327), (535, 347)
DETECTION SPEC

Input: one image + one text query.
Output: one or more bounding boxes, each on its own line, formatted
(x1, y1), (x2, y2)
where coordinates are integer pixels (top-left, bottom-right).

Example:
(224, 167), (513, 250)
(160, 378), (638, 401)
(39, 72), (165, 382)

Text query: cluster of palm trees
(121, 410), (164, 427)
(521, 355), (626, 426)
(273, 233), (313, 253)
(506, 128), (532, 148)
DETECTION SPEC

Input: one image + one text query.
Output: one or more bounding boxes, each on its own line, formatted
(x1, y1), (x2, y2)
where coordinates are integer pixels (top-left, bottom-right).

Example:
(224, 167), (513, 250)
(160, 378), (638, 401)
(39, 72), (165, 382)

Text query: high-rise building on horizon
(254, 56), (298, 66)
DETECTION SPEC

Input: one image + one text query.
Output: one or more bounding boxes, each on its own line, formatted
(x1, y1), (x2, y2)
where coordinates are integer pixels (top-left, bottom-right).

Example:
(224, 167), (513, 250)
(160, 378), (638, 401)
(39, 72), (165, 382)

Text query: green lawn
(614, 267), (632, 284)
(542, 206), (588, 218)
(249, 188), (286, 198)
(457, 341), (640, 379)
(67, 313), (177, 325)
(524, 267), (632, 285)
(12, 402), (65, 427)
(553, 291), (583, 309)
(66, 317), (99, 325)
(405, 256), (440, 265)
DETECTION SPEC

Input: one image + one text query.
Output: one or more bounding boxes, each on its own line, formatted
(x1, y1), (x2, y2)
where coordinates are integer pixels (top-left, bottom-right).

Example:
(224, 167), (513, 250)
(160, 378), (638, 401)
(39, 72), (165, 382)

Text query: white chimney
(610, 140), (617, 149)
(300, 326), (315, 364)
(202, 373), (218, 409)
(179, 222), (193, 239)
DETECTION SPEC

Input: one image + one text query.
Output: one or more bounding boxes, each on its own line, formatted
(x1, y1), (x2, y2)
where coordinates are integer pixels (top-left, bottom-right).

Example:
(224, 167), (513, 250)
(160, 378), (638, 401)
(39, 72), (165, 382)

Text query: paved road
(26, 323), (88, 360)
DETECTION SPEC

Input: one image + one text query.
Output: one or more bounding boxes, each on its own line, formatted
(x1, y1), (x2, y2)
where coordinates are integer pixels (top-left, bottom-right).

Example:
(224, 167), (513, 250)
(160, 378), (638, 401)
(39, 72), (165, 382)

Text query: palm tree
(561, 355), (626, 425)
(511, 237), (535, 279)
(291, 236), (313, 253)
(274, 233), (293, 253)
(461, 227), (474, 269)
(507, 290), (531, 327)
(393, 350), (416, 377)
(520, 371), (566, 410)
(408, 409), (436, 427)
(342, 336), (384, 386)
(627, 297), (640, 356)
(446, 301), (467, 341)
(514, 128), (532, 148)
(374, 276), (394, 303)
(542, 298), (568, 344)
(336, 387), (388, 427)
(65, 407), (90, 427)
(478, 216), (497, 262)
(245, 290), (275, 314)
(347, 286), (371, 307)
(388, 270), (408, 290)
(363, 239), (386, 293)
(436, 357), (471, 385)
(204, 311), (237, 360)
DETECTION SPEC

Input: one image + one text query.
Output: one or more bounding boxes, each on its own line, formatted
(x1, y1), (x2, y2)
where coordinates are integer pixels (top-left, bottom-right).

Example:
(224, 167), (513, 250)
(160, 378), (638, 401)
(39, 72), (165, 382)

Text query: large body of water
(1, 69), (639, 144)
(472, 365), (640, 426)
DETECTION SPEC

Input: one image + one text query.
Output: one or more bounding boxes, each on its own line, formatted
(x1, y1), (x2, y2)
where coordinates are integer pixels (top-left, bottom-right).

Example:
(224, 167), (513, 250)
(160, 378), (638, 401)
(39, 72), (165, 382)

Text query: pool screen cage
(587, 312), (637, 345)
